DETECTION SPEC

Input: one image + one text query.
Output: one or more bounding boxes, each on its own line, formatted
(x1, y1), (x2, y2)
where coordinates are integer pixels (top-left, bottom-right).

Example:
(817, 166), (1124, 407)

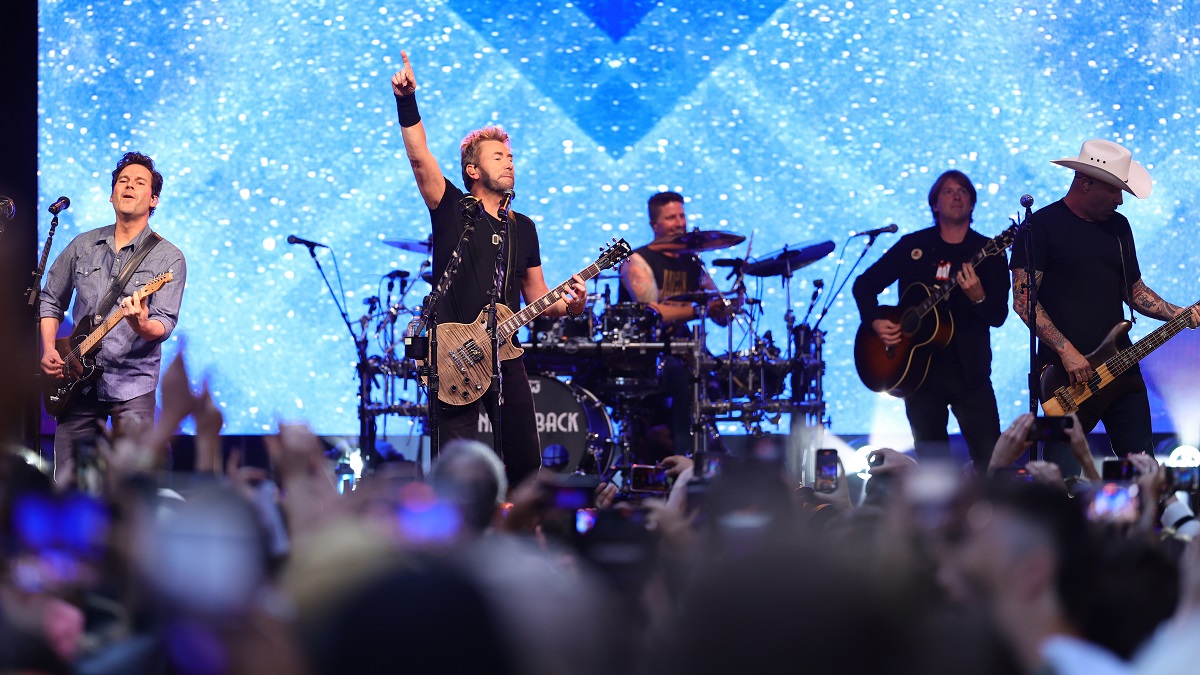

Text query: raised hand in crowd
(1025, 460), (1065, 489)
(988, 412), (1035, 474)
(867, 446), (918, 477)
(1063, 412), (1100, 480)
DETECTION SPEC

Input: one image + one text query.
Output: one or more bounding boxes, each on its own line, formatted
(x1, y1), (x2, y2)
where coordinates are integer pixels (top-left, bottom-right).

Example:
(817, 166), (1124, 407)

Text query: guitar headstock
(596, 238), (633, 271)
(141, 271), (174, 294)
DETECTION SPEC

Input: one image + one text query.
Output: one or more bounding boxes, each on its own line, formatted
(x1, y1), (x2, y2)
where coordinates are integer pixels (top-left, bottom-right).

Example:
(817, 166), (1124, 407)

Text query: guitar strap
(504, 212), (519, 309)
(1115, 235), (1136, 324)
(95, 232), (163, 323)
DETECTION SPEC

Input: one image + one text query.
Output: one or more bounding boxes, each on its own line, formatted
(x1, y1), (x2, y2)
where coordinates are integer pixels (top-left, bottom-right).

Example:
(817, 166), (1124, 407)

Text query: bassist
(392, 51), (587, 486)
(1010, 139), (1200, 469)
(39, 152), (186, 483)
(853, 170), (1010, 471)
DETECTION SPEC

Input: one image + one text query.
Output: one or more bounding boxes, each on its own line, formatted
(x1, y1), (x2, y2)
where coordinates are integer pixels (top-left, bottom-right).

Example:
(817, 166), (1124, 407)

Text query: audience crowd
(2, 354), (1199, 674)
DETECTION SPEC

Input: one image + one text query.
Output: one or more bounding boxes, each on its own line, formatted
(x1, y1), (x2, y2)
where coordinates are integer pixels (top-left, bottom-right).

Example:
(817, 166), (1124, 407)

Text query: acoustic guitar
(1040, 302), (1199, 429)
(853, 224), (1018, 397)
(427, 239), (631, 405)
(44, 271), (174, 418)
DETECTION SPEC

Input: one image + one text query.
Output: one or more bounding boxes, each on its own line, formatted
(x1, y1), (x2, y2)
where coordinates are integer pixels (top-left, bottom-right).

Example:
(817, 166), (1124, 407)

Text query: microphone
(852, 223), (898, 238)
(1020, 194), (1035, 210)
(287, 234), (328, 249)
(497, 189), (515, 220)
(0, 197), (14, 220)
(814, 278), (825, 289)
(48, 196), (71, 215)
(385, 270), (411, 280)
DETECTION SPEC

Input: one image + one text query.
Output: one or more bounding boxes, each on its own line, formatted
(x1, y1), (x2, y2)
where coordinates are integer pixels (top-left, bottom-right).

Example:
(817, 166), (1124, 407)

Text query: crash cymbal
(647, 229), (747, 254)
(744, 240), (835, 277)
(382, 236), (432, 254)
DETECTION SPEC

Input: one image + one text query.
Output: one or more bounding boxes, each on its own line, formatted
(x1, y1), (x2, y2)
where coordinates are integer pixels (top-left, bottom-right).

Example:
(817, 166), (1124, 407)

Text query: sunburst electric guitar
(1040, 301), (1199, 429)
(43, 271), (174, 418)
(428, 239), (631, 405)
(853, 224), (1018, 397)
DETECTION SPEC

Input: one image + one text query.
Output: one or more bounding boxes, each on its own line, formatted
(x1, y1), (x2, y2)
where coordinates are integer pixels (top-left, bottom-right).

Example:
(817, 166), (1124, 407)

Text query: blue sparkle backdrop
(38, 1), (1200, 439)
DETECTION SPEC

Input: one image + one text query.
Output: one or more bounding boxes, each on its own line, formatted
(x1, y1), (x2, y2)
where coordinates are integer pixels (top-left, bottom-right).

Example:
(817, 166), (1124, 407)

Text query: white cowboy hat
(1051, 139), (1151, 199)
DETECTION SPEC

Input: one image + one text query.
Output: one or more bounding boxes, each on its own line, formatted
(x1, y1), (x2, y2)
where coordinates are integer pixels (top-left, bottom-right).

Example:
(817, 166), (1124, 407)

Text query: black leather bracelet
(396, 94), (421, 128)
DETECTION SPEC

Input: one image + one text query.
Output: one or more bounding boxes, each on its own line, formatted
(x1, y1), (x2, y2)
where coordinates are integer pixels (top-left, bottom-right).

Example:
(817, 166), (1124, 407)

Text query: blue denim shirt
(39, 224), (187, 402)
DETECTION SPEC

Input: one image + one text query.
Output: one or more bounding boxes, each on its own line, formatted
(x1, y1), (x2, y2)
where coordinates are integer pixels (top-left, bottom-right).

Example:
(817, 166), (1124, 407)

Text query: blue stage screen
(37, 1), (1200, 441)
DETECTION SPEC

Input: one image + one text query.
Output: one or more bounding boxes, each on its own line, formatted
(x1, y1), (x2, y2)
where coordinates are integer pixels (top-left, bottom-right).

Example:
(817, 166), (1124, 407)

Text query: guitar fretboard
(68, 272), (172, 362)
(1104, 301), (1199, 378)
(499, 261), (605, 340)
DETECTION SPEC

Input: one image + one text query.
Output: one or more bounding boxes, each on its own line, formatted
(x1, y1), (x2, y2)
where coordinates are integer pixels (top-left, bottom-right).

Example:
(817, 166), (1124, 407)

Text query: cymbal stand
(690, 301), (711, 464)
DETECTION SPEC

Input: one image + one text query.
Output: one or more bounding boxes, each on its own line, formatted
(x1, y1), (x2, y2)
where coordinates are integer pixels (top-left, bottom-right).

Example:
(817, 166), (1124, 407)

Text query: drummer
(618, 191), (738, 333)
(619, 191), (739, 457)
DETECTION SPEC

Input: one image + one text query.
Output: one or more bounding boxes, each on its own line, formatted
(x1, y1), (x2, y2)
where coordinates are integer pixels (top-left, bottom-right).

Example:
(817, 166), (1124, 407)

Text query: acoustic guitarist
(1010, 139), (1200, 471)
(39, 152), (187, 483)
(852, 170), (1010, 471)
(392, 51), (587, 486)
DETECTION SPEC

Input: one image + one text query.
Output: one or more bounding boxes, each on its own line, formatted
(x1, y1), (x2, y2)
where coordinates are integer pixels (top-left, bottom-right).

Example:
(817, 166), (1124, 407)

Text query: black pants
(1040, 377), (1152, 476)
(52, 388), (157, 483)
(437, 356), (541, 487)
(904, 358), (1001, 473)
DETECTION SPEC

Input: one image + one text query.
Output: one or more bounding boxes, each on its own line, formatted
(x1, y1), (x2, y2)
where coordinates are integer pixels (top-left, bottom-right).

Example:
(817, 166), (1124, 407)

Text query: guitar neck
(1105, 301), (1199, 378)
(499, 261), (604, 340)
(77, 309), (129, 355)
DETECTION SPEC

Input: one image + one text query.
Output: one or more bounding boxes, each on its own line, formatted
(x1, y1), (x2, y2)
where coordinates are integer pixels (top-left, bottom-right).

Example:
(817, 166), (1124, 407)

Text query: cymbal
(647, 229), (747, 253)
(383, 236), (432, 254)
(744, 240), (835, 277)
(422, 271), (434, 285)
(663, 289), (730, 304)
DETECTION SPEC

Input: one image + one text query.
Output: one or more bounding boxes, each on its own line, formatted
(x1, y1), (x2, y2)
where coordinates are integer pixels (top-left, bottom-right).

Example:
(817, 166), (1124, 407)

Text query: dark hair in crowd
(647, 191), (684, 224)
(110, 152), (164, 216)
(927, 170), (976, 227)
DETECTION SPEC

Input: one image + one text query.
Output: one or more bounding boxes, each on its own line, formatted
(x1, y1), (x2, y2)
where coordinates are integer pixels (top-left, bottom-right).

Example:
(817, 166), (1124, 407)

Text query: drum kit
(360, 228), (835, 481)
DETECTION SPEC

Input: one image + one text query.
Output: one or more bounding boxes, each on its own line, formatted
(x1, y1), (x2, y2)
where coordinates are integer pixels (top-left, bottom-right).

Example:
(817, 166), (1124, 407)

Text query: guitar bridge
(463, 340), (486, 365)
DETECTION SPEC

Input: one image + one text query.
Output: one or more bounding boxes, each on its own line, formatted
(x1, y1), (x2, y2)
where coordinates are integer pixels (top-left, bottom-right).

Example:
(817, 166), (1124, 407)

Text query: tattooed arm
(620, 253), (695, 323)
(1012, 268), (1094, 386)
(1129, 279), (1187, 322)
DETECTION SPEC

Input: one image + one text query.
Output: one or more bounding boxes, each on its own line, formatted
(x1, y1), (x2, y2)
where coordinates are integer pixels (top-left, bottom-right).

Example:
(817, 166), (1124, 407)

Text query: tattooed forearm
(1012, 269), (1071, 353)
(1130, 280), (1181, 321)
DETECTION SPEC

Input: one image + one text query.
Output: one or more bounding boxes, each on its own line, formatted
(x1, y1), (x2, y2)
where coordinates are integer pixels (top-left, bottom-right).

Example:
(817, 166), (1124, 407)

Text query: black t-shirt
(430, 178), (541, 325)
(852, 226), (1010, 382)
(617, 246), (703, 303)
(1009, 199), (1140, 371)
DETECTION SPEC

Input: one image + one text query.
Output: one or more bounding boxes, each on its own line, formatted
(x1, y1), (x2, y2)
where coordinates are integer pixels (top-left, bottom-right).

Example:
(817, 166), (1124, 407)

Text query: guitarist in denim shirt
(853, 170), (1010, 472)
(39, 152), (187, 483)
(1010, 139), (1200, 470)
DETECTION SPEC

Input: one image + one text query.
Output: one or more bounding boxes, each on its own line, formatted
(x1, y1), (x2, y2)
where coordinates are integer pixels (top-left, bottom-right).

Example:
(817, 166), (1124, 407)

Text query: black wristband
(566, 302), (584, 317)
(396, 94), (421, 128)
(1171, 515), (1195, 531)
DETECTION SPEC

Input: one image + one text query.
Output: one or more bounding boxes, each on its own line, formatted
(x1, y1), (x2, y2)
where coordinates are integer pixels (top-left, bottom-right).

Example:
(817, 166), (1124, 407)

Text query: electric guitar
(1040, 302), (1199, 429)
(427, 239), (632, 405)
(43, 271), (174, 418)
(853, 224), (1018, 397)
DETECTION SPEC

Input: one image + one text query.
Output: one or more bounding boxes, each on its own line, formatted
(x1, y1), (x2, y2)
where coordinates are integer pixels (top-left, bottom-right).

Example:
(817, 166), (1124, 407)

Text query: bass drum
(474, 374), (614, 475)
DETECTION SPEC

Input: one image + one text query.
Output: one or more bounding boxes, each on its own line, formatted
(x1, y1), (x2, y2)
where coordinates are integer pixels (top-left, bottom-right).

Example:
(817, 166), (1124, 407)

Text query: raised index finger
(401, 50), (411, 69)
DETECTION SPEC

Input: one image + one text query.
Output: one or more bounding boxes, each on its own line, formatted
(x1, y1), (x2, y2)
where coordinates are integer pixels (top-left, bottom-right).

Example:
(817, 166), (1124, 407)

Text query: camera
(1164, 465), (1200, 493)
(1101, 458), (1137, 482)
(1026, 416), (1074, 443)
(1087, 482), (1140, 523)
(548, 473), (599, 510)
(629, 464), (670, 494)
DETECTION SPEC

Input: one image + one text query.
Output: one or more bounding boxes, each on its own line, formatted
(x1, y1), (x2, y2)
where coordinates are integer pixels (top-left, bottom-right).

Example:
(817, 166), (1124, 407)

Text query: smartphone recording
(814, 449), (838, 493)
(1026, 416), (1074, 443)
(629, 464), (670, 494)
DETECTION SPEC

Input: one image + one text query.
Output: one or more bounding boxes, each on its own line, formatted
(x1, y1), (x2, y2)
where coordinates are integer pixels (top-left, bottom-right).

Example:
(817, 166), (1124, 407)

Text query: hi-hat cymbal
(383, 236), (432, 254)
(647, 229), (747, 254)
(663, 289), (734, 304)
(744, 240), (835, 277)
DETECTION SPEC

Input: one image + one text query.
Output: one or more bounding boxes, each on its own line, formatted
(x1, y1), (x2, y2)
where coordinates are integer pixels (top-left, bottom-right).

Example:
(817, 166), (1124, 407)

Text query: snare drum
(474, 375), (613, 474)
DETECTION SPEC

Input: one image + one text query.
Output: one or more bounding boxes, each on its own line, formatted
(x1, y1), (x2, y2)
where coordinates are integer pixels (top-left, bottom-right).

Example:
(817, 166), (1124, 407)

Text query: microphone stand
(26, 212), (62, 455)
(300, 243), (382, 470)
(1018, 200), (1042, 461)
(812, 232), (886, 333)
(489, 200), (511, 463)
(407, 202), (479, 462)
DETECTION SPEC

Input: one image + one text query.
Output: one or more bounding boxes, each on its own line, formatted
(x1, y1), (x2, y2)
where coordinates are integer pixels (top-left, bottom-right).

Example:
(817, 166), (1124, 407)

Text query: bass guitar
(43, 271), (175, 418)
(1040, 301), (1199, 429)
(853, 224), (1018, 397)
(427, 239), (632, 405)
